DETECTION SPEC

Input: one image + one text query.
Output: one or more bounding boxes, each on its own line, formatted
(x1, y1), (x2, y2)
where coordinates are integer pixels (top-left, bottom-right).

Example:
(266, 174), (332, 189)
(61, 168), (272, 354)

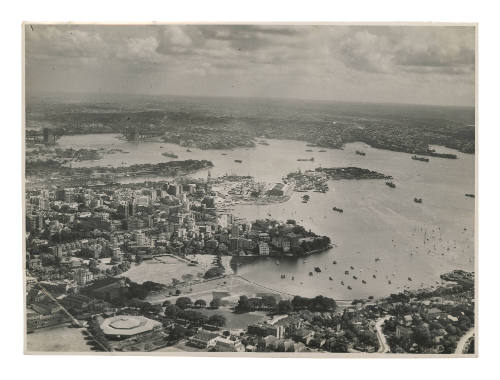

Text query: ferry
(385, 181), (396, 188)
(332, 207), (343, 213)
(414, 198), (423, 203)
(412, 155), (429, 162)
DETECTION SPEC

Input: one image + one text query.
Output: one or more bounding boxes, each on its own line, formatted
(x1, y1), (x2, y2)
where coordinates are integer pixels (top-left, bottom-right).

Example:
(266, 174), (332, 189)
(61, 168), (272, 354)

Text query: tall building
(258, 242), (270, 256)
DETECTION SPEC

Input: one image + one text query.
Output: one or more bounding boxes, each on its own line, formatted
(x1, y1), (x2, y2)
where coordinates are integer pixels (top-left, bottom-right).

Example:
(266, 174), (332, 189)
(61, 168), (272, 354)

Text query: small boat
(341, 281), (345, 285)
(309, 272), (313, 276)
(314, 267), (322, 273)
(465, 193), (475, 198)
(385, 181), (396, 188)
(291, 276), (294, 280)
(234, 159), (243, 163)
(186, 149), (192, 152)
(345, 270), (350, 275)
(353, 275), (358, 280)
(305, 149), (313, 152)
(373, 274), (376, 279)
(275, 260), (280, 265)
(332, 260), (337, 265)
(408, 277), (413, 281)
(162, 152), (178, 159)
(329, 276), (333, 281)
(332, 207), (343, 213)
(355, 150), (366, 156)
(319, 149), (326, 152)
(347, 285), (352, 290)
(362, 280), (367, 284)
(297, 157), (314, 162)
(375, 257), (381, 262)
(221, 153), (227, 156)
(414, 198), (423, 203)
(350, 266), (355, 270)
(388, 280), (392, 284)
(412, 155), (429, 162)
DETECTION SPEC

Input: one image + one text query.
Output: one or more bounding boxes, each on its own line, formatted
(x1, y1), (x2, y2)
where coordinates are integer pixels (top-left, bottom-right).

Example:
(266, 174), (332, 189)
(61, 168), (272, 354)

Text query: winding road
(455, 328), (475, 354)
(375, 315), (391, 353)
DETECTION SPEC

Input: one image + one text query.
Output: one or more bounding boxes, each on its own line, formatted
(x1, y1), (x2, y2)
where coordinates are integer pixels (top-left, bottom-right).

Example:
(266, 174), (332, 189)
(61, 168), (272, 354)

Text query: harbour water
(59, 134), (475, 300)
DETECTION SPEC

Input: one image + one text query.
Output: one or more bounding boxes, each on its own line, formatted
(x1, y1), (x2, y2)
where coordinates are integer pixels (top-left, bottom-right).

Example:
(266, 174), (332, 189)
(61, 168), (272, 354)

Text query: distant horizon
(26, 90), (475, 110)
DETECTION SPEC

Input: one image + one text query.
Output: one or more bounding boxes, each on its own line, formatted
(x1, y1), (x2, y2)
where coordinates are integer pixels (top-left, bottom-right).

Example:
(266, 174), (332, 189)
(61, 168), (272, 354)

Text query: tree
(277, 299), (293, 314)
(164, 304), (180, 318)
(169, 325), (187, 341)
(208, 314), (226, 327)
(329, 336), (348, 353)
(235, 295), (252, 313)
(413, 325), (432, 348)
(210, 298), (221, 309)
(175, 297), (193, 309)
(262, 295), (277, 309)
(204, 266), (224, 279)
(194, 299), (207, 308)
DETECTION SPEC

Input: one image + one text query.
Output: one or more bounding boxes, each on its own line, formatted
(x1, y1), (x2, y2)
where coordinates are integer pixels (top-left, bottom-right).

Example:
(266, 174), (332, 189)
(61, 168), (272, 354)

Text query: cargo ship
(385, 181), (396, 188)
(412, 155), (429, 162)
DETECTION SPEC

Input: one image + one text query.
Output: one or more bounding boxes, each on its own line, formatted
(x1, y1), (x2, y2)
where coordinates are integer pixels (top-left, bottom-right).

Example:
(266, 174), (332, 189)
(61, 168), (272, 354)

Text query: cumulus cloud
(24, 24), (476, 106)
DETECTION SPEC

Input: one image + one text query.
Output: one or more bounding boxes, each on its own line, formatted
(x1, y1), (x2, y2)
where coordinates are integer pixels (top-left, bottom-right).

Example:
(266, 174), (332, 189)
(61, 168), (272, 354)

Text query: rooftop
(100, 315), (161, 337)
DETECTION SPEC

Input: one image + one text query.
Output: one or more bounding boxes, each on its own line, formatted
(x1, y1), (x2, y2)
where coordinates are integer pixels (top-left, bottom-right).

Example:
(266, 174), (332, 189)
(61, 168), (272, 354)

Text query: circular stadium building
(99, 315), (162, 340)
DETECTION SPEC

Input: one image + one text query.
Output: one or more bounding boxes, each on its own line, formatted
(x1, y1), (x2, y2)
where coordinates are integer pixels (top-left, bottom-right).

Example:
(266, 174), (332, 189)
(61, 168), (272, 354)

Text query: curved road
(455, 328), (475, 354)
(375, 315), (391, 353)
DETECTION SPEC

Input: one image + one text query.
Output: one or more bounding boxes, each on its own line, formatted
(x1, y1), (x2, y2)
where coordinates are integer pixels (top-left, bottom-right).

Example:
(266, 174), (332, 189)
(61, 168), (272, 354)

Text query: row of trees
(235, 295), (337, 314)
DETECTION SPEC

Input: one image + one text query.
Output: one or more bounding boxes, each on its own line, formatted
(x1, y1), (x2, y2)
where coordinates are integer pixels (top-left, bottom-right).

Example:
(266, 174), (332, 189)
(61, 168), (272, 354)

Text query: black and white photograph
(23, 23), (476, 356)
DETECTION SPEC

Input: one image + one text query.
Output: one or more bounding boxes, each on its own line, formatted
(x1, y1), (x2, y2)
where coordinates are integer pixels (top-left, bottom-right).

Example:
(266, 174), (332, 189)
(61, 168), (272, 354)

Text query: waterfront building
(259, 242), (270, 256)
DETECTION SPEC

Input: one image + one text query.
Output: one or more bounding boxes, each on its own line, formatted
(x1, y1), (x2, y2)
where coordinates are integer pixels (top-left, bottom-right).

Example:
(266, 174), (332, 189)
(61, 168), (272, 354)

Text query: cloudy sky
(25, 24), (475, 106)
